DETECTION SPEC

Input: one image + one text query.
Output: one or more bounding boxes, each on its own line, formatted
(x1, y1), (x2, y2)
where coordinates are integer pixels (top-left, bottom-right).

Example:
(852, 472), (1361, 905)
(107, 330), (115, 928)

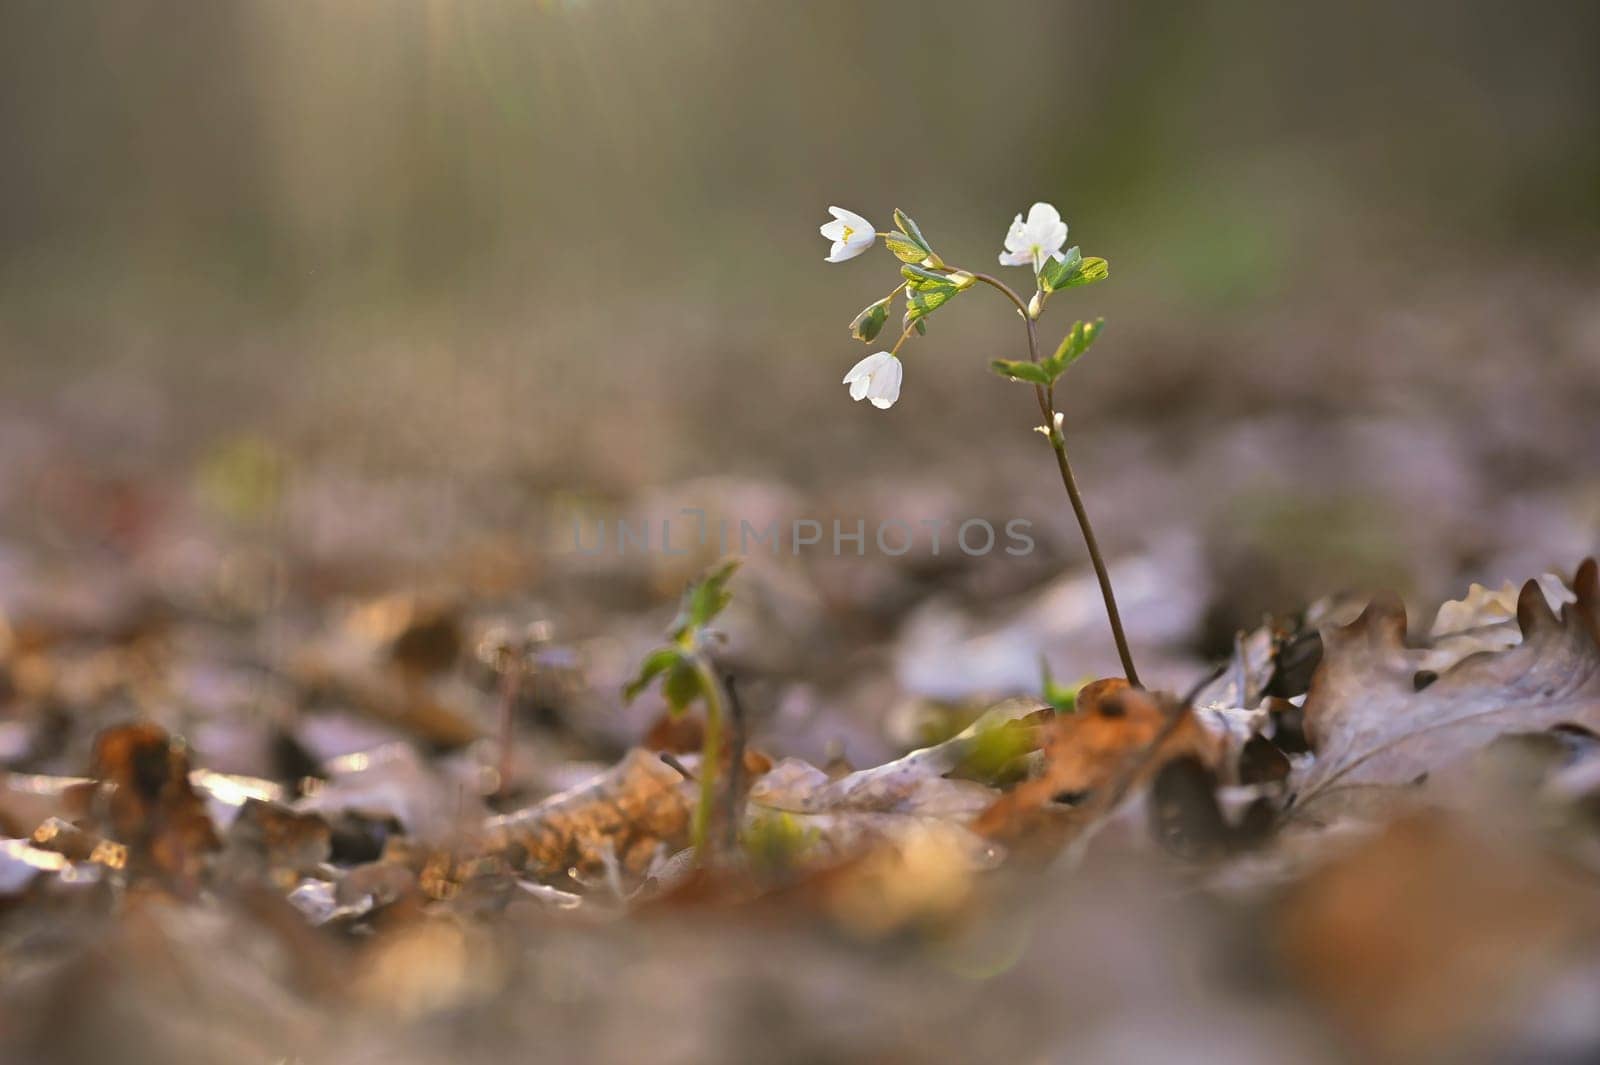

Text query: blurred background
(1, 0), (1597, 701)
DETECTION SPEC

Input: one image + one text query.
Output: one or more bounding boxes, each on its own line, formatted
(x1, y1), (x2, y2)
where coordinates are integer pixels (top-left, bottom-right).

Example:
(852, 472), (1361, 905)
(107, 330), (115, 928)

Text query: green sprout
(1039, 656), (1084, 713)
(822, 203), (1141, 686)
(622, 558), (740, 858)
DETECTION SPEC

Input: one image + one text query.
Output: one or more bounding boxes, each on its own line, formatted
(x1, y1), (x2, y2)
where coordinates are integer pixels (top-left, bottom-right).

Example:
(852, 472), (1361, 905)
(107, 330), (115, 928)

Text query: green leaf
(913, 318), (927, 335)
(662, 656), (705, 714)
(849, 297), (890, 343)
(989, 359), (1053, 385)
(900, 263), (951, 288)
(1049, 318), (1104, 373)
(885, 209), (944, 268)
(883, 231), (929, 264)
(892, 208), (931, 255)
(667, 558), (741, 643)
(1038, 249), (1109, 293)
(1039, 656), (1080, 713)
(905, 285), (960, 323)
(1037, 247), (1083, 293)
(624, 646), (685, 704)
(1054, 256), (1109, 291)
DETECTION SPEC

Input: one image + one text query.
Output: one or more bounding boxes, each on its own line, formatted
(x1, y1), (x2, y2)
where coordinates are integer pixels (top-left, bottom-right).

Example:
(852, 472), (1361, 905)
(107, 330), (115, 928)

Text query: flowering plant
(820, 202), (1136, 685)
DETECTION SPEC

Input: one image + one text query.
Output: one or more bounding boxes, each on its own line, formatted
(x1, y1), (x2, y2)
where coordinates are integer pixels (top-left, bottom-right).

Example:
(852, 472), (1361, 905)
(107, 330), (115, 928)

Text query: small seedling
(622, 559), (740, 858)
(822, 202), (1140, 685)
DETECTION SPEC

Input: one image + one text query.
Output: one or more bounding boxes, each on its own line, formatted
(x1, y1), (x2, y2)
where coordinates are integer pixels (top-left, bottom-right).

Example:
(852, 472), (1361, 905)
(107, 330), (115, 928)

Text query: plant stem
(494, 659), (521, 801)
(691, 656), (724, 859)
(967, 271), (1142, 687)
(721, 671), (750, 856)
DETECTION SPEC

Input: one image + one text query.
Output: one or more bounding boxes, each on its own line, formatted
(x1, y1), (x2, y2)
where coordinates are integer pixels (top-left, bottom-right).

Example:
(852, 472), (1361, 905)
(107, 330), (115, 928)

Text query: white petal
(827, 237), (872, 262)
(1002, 214), (1028, 252)
(828, 206), (873, 232)
(843, 351), (891, 384)
(850, 376), (871, 400)
(1026, 202), (1061, 228)
(998, 249), (1033, 267)
(820, 219), (847, 240)
(866, 356), (902, 409)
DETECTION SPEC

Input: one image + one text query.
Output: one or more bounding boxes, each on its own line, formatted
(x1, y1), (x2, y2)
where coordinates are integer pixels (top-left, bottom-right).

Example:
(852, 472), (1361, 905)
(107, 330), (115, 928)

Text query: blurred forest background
(1, 0), (1597, 691)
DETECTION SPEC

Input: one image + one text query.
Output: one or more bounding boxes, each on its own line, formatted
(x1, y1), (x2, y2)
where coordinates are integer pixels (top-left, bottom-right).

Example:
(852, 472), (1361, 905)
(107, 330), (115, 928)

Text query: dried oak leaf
(1420, 571), (1575, 676)
(1293, 558), (1600, 819)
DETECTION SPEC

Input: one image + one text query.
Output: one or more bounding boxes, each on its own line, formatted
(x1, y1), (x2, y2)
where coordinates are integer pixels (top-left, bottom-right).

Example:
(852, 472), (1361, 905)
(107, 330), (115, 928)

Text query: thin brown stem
(967, 271), (1142, 686)
(494, 658), (522, 802)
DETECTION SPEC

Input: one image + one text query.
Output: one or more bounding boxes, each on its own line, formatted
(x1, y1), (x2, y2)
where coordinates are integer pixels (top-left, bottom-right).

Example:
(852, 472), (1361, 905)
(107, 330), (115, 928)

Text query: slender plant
(622, 559), (740, 856)
(822, 203), (1140, 685)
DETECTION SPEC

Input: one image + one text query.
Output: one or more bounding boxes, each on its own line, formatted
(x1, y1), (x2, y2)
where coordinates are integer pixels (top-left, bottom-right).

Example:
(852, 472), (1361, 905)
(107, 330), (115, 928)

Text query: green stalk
(691, 656), (724, 857)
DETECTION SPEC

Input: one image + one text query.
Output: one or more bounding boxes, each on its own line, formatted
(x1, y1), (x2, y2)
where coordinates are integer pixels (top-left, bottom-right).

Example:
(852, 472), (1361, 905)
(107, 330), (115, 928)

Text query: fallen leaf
(1277, 812), (1600, 1059)
(1294, 558), (1600, 818)
(482, 748), (693, 880)
(87, 722), (219, 888)
(975, 680), (1221, 845)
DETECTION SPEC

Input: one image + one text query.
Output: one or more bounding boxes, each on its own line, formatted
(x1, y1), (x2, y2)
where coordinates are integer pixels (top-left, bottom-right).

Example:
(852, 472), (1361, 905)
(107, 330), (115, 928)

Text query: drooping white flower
(998, 202), (1069, 273)
(820, 206), (876, 263)
(842, 351), (903, 409)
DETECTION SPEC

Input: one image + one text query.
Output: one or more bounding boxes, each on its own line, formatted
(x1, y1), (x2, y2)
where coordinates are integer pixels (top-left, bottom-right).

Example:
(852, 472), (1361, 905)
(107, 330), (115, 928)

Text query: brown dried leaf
(975, 680), (1221, 845)
(1276, 812), (1600, 1059)
(88, 722), (218, 887)
(481, 748), (693, 880)
(740, 700), (1046, 868)
(1294, 558), (1600, 818)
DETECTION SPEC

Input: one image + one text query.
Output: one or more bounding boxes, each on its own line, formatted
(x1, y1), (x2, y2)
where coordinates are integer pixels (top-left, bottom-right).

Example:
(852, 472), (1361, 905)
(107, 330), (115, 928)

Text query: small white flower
(820, 206), (876, 263)
(998, 202), (1069, 273)
(842, 351), (903, 409)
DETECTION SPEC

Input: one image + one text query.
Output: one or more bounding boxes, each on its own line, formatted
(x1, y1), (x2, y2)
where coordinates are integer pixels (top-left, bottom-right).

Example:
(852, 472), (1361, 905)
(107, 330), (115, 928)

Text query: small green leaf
(1039, 656), (1081, 713)
(913, 318), (927, 335)
(662, 656), (704, 714)
(1057, 256), (1109, 290)
(900, 263), (951, 288)
(667, 558), (740, 643)
(905, 286), (959, 323)
(990, 359), (1053, 385)
(892, 208), (931, 254)
(1037, 247), (1083, 293)
(1038, 249), (1109, 293)
(884, 231), (929, 264)
(624, 646), (685, 704)
(849, 297), (890, 343)
(1051, 318), (1104, 371)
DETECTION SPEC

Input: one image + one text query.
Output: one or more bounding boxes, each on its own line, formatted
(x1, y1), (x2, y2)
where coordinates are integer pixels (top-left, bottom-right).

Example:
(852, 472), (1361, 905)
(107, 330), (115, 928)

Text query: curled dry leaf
(88, 722), (219, 887)
(482, 748), (694, 880)
(1293, 558), (1600, 818)
(744, 699), (1046, 868)
(975, 679), (1222, 846)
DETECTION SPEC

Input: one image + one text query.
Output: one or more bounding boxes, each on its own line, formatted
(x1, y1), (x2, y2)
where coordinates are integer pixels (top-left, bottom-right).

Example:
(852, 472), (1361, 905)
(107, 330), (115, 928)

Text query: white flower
(842, 351), (903, 409)
(998, 202), (1069, 273)
(820, 206), (876, 262)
